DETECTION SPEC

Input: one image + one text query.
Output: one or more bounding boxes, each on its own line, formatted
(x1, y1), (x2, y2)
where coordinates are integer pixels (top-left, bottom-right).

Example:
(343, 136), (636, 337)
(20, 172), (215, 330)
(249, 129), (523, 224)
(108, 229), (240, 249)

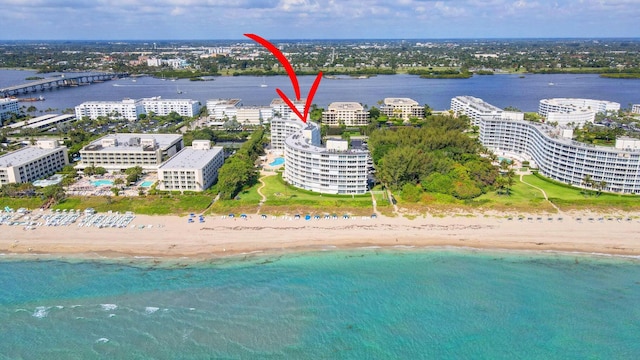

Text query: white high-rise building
(77, 133), (184, 171)
(0, 140), (69, 185)
(450, 95), (523, 126)
(75, 99), (145, 121)
(75, 97), (201, 121)
(206, 99), (241, 120)
(272, 118), (369, 195)
(0, 98), (20, 124)
(141, 97), (201, 117)
(469, 96), (640, 194)
(157, 140), (225, 192)
(271, 98), (306, 121)
(538, 98), (620, 126)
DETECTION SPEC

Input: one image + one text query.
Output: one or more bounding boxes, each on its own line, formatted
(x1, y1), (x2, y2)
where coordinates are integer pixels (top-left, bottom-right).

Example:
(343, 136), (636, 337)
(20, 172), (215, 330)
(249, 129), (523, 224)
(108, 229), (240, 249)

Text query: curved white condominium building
(538, 98), (620, 126)
(480, 118), (640, 194)
(273, 119), (369, 195)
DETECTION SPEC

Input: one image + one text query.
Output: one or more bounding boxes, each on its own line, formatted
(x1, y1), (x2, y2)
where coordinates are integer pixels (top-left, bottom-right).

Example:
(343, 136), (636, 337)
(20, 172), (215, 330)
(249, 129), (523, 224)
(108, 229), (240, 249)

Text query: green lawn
(393, 173), (640, 214)
(521, 174), (640, 210)
(0, 196), (46, 210)
(206, 183), (262, 215)
(53, 194), (214, 215)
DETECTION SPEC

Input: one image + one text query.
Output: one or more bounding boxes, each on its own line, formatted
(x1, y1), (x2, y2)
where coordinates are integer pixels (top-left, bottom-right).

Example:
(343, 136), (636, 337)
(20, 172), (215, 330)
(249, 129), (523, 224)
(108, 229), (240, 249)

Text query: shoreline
(2, 212), (640, 260)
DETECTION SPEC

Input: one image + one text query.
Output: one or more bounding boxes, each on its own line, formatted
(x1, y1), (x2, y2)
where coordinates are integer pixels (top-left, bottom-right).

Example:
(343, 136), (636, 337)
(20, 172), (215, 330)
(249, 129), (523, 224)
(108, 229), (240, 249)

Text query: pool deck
(66, 174), (157, 197)
(263, 150), (285, 171)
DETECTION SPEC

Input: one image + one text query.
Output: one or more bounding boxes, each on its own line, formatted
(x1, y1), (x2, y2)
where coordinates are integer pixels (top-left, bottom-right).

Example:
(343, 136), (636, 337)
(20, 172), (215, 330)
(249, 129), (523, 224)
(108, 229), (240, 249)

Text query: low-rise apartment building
(380, 97), (424, 121)
(322, 102), (370, 127)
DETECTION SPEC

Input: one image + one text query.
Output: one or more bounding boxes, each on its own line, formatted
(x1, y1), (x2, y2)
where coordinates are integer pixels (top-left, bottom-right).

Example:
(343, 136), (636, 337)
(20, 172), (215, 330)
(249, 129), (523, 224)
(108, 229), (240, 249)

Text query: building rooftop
(158, 146), (224, 170)
(207, 99), (241, 106)
(285, 130), (368, 155)
(83, 133), (182, 152)
(454, 95), (503, 113)
(271, 98), (306, 106)
(328, 102), (364, 111)
(0, 145), (63, 168)
(24, 114), (76, 129)
(384, 97), (419, 106)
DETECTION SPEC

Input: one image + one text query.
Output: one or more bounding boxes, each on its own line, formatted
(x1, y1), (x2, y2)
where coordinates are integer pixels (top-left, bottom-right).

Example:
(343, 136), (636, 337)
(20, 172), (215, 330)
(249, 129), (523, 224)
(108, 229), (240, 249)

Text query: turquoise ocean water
(1, 249), (640, 359)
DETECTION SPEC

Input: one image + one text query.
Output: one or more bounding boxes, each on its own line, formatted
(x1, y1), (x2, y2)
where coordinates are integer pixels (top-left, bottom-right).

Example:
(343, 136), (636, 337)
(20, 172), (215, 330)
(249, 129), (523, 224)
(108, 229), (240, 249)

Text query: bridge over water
(0, 72), (129, 97)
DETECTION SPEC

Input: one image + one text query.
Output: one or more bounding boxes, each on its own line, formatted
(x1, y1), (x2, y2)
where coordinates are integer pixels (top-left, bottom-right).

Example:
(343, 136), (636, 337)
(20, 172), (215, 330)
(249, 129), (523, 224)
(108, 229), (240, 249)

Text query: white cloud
(0, 0), (637, 39)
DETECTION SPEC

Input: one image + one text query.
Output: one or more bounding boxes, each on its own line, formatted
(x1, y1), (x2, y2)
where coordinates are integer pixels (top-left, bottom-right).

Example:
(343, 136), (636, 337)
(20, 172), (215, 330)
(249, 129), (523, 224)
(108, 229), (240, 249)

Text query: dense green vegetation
(368, 115), (498, 200)
(3, 39), (639, 77)
(215, 128), (265, 200)
(407, 68), (472, 79)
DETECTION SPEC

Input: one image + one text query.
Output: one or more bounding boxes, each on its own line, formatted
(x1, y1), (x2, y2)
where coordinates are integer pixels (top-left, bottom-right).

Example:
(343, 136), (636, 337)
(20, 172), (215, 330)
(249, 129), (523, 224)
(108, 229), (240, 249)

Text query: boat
(16, 95), (45, 102)
(548, 82), (555, 86)
(260, 78), (268, 87)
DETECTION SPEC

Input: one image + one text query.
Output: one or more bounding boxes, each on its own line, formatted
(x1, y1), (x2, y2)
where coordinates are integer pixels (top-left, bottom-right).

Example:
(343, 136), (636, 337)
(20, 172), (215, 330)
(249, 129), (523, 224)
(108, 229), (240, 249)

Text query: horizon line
(2, 37), (640, 43)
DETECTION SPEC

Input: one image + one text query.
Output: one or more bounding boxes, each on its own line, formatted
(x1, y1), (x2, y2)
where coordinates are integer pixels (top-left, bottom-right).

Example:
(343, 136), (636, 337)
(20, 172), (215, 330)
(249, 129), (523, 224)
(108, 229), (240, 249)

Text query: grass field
(0, 197), (45, 210)
(4, 172), (639, 216)
(392, 173), (640, 214)
(53, 194), (214, 215)
(206, 174), (376, 216)
(522, 174), (640, 211)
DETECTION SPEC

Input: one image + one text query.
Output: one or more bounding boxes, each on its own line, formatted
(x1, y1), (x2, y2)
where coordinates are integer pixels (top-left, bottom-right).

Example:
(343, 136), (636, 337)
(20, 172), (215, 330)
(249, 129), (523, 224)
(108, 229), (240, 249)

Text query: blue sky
(0, 0), (638, 40)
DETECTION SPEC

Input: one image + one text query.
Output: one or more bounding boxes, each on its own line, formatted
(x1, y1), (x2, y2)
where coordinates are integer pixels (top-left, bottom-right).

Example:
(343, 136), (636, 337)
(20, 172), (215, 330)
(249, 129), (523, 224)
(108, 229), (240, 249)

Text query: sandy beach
(2, 211), (640, 259)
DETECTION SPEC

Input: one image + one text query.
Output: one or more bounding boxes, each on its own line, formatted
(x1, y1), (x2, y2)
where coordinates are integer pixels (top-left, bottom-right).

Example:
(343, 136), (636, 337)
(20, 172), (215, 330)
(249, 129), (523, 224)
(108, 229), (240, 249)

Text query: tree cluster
(368, 115), (498, 200)
(216, 128), (265, 200)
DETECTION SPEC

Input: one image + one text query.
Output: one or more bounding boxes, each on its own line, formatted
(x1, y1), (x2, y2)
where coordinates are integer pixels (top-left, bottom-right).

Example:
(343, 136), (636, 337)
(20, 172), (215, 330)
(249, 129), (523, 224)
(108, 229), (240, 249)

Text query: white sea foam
(100, 304), (117, 311)
(95, 338), (109, 343)
(108, 314), (116, 318)
(189, 308), (195, 311)
(393, 245), (415, 249)
(145, 306), (159, 314)
(71, 305), (82, 308)
(56, 305), (64, 309)
(33, 306), (50, 318)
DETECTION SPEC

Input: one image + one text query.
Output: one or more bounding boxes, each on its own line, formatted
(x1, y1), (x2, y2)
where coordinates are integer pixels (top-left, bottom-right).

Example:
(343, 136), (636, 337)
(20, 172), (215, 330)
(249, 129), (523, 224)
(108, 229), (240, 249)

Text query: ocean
(1, 249), (639, 359)
(2, 69), (640, 113)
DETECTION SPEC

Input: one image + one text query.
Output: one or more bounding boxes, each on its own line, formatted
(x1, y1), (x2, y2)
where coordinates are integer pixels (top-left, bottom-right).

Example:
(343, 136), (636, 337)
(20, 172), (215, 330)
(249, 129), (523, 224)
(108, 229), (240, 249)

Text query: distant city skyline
(0, 0), (638, 40)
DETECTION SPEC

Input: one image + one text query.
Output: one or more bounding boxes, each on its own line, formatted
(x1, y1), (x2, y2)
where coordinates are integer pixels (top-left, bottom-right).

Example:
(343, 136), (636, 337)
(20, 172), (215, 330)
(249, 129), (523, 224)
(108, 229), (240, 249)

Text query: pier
(0, 73), (129, 97)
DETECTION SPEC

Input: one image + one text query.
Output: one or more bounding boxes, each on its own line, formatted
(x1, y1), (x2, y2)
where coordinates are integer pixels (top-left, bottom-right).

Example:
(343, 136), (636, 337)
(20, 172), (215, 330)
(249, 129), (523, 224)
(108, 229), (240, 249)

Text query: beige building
(322, 102), (370, 127)
(236, 107), (263, 126)
(380, 97), (424, 121)
(157, 140), (225, 192)
(77, 133), (184, 171)
(0, 140), (69, 185)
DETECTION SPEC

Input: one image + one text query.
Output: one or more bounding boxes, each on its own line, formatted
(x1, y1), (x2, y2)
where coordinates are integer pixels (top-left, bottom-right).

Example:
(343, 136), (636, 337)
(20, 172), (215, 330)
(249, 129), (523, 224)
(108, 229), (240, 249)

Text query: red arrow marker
(244, 33), (322, 123)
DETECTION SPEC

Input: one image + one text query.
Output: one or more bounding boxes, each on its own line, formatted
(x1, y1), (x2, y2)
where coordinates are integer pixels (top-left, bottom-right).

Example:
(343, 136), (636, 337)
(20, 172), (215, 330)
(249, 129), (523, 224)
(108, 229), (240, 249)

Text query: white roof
(159, 146), (224, 170)
(0, 146), (63, 168)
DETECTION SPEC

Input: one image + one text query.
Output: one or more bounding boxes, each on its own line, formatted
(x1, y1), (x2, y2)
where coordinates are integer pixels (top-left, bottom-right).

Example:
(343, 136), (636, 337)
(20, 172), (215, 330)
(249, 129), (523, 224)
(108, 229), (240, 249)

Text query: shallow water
(1, 249), (640, 359)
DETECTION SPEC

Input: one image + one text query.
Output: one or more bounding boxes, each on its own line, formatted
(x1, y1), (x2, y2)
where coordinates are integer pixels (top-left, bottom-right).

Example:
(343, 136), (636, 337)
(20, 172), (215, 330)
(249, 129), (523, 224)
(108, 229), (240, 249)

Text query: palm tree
(581, 174), (593, 196)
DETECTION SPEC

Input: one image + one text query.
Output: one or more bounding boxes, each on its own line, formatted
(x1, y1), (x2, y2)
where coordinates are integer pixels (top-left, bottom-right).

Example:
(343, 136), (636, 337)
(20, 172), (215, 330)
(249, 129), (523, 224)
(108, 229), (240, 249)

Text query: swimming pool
(269, 157), (285, 166)
(91, 179), (114, 187)
(140, 181), (155, 187)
